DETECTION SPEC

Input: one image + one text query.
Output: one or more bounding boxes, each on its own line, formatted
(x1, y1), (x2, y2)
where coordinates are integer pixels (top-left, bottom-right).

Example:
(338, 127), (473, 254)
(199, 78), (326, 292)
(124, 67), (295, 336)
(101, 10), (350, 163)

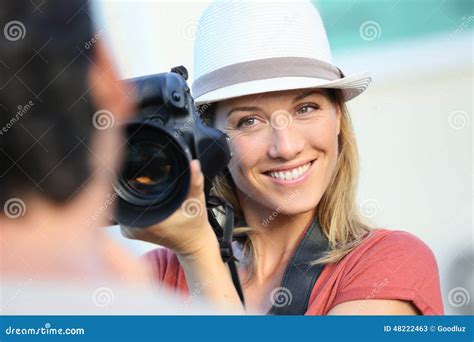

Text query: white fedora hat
(192, 0), (371, 106)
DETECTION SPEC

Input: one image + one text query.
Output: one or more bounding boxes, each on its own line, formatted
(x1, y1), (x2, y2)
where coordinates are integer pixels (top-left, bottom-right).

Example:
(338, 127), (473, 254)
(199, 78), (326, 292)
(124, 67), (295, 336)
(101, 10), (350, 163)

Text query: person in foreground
(121, 1), (444, 315)
(0, 0), (213, 314)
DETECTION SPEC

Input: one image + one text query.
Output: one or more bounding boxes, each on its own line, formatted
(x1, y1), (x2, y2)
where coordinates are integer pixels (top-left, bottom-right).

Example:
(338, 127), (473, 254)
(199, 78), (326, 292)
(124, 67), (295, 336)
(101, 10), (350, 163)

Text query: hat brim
(193, 72), (371, 106)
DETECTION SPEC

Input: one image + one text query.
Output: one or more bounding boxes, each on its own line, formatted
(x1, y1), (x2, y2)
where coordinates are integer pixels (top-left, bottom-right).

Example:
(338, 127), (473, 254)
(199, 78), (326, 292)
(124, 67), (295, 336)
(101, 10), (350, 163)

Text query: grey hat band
(192, 57), (343, 99)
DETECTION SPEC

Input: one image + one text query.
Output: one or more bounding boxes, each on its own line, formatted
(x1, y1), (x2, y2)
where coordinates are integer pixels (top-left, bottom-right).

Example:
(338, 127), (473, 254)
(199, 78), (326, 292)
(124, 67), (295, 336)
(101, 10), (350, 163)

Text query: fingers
(188, 159), (205, 198)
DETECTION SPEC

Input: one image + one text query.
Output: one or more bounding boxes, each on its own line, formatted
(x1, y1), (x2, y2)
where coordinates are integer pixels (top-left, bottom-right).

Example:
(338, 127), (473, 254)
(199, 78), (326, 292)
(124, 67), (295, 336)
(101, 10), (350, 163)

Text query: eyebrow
(226, 90), (326, 117)
(227, 106), (261, 118)
(292, 89), (326, 103)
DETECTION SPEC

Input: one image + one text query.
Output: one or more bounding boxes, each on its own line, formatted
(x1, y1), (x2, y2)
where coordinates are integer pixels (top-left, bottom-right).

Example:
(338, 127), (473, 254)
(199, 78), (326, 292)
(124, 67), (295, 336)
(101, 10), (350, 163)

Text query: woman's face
(214, 88), (342, 217)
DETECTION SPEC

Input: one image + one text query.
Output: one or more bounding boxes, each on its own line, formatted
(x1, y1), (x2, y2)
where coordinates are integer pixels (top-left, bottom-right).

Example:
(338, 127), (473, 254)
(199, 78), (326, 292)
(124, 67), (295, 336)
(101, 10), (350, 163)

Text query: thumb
(187, 159), (205, 199)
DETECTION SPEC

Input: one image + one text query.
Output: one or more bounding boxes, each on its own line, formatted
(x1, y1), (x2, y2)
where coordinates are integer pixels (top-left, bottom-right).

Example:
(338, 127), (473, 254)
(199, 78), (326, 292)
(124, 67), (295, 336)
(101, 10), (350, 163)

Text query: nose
(267, 124), (305, 160)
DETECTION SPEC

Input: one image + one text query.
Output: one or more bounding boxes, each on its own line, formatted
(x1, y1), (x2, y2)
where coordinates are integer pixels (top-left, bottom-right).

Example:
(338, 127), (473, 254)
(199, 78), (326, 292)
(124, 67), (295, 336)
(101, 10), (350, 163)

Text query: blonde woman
(122, 1), (444, 315)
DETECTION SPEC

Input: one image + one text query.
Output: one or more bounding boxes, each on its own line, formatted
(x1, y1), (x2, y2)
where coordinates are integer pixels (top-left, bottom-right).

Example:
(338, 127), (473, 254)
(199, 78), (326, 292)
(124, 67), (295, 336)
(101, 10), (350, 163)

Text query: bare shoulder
(327, 299), (420, 315)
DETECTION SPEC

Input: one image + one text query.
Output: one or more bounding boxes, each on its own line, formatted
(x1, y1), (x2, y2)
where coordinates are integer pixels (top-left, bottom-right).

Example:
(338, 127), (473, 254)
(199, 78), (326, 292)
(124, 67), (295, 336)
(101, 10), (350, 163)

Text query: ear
(87, 42), (135, 122)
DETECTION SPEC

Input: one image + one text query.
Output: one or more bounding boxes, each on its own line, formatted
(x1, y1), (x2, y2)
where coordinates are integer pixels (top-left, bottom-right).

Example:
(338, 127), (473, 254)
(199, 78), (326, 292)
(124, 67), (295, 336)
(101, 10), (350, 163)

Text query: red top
(145, 229), (444, 315)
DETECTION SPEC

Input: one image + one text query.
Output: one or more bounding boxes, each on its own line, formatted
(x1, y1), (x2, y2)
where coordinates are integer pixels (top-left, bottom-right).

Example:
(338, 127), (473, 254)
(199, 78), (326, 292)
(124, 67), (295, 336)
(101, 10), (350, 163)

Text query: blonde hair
(200, 89), (372, 284)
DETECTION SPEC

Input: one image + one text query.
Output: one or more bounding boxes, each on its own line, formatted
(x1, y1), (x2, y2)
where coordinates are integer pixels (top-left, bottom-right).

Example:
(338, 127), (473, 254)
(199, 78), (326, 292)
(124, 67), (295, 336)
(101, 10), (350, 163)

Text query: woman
(122, 1), (444, 315)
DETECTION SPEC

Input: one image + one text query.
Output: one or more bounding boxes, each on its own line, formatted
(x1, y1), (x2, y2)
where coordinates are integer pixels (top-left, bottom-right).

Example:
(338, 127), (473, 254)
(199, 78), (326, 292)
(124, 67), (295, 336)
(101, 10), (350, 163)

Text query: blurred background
(95, 0), (473, 315)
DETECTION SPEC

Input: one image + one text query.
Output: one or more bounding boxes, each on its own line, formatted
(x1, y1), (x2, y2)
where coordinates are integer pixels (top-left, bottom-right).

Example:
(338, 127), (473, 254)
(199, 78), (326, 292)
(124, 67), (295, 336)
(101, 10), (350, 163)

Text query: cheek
(315, 125), (340, 192)
(301, 118), (339, 156)
(227, 136), (266, 183)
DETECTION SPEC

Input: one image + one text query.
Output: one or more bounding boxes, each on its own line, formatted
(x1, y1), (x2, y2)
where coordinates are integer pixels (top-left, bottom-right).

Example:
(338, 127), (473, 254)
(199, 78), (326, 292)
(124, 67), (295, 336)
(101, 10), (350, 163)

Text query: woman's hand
(120, 159), (217, 257)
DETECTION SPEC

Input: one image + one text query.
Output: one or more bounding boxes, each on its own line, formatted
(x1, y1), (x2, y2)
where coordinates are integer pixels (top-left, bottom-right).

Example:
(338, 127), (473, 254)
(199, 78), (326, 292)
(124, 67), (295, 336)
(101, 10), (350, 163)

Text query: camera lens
(123, 140), (177, 199)
(114, 123), (191, 227)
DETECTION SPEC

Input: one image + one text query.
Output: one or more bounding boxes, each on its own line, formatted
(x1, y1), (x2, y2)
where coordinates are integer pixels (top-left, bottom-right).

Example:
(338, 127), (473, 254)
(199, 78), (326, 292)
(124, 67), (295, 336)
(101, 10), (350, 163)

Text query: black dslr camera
(114, 66), (232, 227)
(114, 67), (245, 304)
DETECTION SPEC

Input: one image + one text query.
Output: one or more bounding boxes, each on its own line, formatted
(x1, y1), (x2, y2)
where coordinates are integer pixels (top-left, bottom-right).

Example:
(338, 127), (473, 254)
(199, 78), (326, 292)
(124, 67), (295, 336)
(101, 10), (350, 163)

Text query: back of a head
(0, 0), (98, 207)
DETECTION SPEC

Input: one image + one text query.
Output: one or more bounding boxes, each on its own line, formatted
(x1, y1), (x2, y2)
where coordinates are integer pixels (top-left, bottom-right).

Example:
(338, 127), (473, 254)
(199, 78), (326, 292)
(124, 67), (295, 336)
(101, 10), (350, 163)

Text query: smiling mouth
(264, 160), (315, 181)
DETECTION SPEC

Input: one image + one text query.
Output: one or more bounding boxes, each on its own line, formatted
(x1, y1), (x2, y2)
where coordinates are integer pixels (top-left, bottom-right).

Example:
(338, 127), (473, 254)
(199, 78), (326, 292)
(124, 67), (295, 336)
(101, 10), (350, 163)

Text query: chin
(261, 196), (320, 216)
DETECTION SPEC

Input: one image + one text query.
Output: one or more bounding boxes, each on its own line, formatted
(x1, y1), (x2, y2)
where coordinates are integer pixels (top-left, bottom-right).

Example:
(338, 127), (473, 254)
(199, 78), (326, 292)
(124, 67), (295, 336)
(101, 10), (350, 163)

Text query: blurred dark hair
(0, 0), (98, 207)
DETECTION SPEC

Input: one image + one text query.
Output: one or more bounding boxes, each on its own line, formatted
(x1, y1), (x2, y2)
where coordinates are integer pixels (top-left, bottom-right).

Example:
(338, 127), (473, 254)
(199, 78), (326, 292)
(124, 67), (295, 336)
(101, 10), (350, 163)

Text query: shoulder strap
(207, 196), (245, 305)
(267, 217), (329, 315)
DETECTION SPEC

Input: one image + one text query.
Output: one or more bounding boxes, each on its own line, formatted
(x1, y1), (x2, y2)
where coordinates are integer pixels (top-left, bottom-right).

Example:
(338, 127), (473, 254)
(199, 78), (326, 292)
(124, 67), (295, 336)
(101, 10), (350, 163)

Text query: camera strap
(266, 216), (329, 315)
(207, 197), (329, 314)
(207, 196), (246, 306)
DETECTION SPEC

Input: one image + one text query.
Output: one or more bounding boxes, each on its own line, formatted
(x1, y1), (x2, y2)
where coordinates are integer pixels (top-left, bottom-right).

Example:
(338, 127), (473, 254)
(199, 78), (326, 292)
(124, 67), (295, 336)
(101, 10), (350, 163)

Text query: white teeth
(268, 162), (312, 181)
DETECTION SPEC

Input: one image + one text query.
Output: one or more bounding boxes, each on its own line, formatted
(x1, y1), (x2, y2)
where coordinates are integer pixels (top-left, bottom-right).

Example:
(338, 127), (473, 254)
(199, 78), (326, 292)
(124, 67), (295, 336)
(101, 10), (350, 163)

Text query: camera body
(114, 67), (231, 227)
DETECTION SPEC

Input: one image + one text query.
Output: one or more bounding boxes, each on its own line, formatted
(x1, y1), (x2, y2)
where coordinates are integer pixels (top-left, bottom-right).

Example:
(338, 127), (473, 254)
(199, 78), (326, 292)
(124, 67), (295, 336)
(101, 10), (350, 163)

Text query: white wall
(93, 0), (211, 80)
(343, 33), (473, 315)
